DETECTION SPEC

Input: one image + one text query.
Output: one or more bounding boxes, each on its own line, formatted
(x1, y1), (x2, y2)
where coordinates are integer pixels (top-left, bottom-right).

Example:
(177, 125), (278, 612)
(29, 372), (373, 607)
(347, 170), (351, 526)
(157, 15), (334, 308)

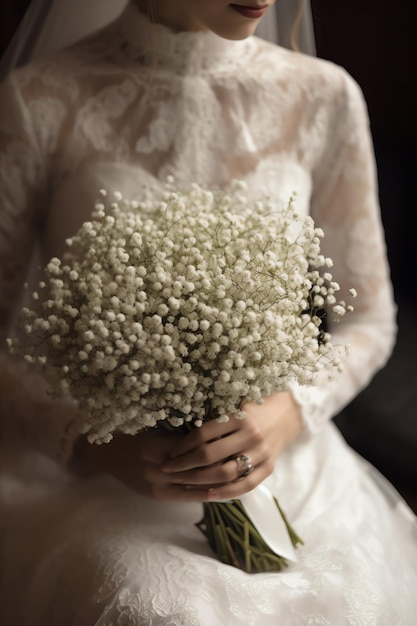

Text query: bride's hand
(74, 429), (215, 501)
(160, 391), (304, 500)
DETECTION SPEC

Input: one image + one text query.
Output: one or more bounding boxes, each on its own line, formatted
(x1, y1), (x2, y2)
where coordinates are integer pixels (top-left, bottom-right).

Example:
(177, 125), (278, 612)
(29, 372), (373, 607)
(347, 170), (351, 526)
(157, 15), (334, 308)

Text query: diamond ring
(235, 454), (254, 478)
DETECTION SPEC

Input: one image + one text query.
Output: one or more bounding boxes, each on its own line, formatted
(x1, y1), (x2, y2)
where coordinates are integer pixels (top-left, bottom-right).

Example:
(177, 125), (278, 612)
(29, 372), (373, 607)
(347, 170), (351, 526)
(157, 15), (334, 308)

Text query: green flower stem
(244, 521), (251, 573)
(196, 498), (302, 573)
(226, 526), (288, 568)
(273, 496), (304, 547)
(219, 501), (275, 549)
(198, 502), (240, 568)
(213, 524), (228, 563)
(212, 502), (240, 568)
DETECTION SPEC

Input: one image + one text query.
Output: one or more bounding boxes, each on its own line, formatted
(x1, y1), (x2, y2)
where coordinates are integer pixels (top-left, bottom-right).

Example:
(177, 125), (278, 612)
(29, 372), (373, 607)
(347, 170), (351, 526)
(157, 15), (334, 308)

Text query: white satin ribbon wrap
(239, 484), (297, 562)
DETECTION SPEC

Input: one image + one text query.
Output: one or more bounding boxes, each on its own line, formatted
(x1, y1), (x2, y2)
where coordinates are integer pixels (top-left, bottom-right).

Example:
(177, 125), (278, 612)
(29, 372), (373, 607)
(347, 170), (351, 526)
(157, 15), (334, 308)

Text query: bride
(0, 1), (416, 624)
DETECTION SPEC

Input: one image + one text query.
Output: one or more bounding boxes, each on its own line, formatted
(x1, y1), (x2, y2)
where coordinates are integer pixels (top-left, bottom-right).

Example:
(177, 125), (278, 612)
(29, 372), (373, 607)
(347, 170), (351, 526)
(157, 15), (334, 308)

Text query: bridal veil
(0, 0), (316, 79)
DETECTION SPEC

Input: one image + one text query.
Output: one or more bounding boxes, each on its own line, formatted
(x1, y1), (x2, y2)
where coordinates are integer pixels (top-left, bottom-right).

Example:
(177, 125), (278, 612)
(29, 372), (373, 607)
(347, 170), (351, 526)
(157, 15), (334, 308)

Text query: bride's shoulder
(0, 27), (132, 108)
(2, 19), (129, 87)
(253, 37), (365, 107)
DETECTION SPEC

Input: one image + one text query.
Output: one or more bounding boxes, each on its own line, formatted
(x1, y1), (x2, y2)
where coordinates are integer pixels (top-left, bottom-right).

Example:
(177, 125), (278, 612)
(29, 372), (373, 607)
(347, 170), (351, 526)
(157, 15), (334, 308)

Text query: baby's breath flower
(8, 181), (354, 444)
(333, 305), (346, 316)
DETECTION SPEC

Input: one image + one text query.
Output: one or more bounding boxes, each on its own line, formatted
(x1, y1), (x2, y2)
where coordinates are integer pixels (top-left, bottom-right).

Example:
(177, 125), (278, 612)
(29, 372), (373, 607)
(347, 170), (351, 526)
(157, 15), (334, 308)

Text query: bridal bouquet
(9, 180), (354, 572)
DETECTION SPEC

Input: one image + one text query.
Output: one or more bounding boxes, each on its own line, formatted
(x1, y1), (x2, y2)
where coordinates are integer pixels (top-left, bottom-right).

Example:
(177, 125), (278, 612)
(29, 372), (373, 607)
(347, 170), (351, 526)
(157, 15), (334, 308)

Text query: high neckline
(113, 1), (257, 74)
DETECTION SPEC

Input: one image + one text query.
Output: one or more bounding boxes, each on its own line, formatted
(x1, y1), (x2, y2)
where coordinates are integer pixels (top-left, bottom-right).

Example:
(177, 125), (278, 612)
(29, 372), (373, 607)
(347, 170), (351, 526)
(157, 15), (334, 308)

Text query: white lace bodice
(0, 2), (396, 465)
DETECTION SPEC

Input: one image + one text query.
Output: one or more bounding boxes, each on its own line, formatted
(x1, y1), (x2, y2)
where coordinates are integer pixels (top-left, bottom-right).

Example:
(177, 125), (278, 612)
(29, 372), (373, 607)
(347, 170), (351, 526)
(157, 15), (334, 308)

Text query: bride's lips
(229, 4), (269, 19)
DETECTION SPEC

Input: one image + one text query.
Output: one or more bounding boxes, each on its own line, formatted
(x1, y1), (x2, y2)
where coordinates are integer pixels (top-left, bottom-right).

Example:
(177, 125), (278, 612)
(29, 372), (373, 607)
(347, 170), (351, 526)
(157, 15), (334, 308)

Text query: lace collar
(113, 1), (257, 74)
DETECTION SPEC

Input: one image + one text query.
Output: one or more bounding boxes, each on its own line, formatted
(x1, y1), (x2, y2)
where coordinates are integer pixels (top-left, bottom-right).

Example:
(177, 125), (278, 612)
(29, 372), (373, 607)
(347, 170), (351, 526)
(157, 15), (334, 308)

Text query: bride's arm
(0, 71), (85, 466)
(0, 70), (203, 491)
(289, 68), (397, 433)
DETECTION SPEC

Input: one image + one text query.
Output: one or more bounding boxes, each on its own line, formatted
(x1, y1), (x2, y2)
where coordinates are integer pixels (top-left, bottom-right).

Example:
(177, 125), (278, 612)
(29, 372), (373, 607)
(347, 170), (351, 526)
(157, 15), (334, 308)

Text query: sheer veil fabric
(0, 0), (129, 76)
(0, 0), (316, 79)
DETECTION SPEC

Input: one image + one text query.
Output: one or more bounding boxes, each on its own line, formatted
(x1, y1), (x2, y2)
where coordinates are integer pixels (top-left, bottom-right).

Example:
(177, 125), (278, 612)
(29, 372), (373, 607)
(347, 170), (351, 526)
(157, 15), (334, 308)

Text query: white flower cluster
(9, 181), (354, 443)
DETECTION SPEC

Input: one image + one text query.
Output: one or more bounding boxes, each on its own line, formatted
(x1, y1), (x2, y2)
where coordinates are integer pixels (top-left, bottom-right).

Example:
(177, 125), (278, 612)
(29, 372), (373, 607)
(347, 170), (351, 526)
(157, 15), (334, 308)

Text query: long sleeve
(0, 74), (43, 336)
(289, 70), (397, 432)
(0, 73), (84, 466)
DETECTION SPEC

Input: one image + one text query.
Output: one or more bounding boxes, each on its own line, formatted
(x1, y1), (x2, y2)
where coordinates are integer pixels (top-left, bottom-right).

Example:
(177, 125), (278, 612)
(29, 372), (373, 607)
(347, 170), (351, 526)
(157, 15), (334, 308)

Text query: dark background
(1, 1), (416, 506)
(310, 0), (417, 510)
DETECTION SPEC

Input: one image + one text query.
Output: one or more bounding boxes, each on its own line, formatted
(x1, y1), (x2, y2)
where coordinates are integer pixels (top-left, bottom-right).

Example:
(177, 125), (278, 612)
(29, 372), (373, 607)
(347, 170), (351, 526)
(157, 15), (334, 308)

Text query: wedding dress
(0, 3), (416, 624)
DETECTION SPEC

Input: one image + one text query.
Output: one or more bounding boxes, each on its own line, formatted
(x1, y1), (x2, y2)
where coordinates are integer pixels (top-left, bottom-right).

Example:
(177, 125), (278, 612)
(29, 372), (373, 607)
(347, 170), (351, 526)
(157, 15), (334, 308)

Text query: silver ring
(235, 454), (254, 478)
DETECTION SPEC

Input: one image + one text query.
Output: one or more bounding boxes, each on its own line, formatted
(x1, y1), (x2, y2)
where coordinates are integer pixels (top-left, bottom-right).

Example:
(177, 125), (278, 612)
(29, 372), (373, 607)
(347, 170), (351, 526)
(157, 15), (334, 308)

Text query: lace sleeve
(0, 73), (84, 466)
(0, 73), (45, 337)
(289, 69), (397, 433)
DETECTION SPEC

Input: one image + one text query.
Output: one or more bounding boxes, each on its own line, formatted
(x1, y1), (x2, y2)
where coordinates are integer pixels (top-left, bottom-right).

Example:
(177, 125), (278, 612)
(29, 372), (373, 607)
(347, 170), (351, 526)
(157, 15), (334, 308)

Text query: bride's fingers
(171, 417), (240, 457)
(168, 450), (261, 486)
(150, 483), (216, 502)
(208, 465), (268, 501)
(161, 426), (259, 473)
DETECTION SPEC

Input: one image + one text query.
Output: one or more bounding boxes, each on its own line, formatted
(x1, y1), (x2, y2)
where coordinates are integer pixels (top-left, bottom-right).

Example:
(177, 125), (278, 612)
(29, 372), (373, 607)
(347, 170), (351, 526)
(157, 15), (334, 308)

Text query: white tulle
(0, 3), (416, 624)
(26, 0), (129, 59)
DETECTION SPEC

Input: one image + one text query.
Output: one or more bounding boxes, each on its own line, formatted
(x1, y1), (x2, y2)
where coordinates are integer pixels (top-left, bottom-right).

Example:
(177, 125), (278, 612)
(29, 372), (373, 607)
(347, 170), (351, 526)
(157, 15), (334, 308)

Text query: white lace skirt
(1, 423), (416, 626)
